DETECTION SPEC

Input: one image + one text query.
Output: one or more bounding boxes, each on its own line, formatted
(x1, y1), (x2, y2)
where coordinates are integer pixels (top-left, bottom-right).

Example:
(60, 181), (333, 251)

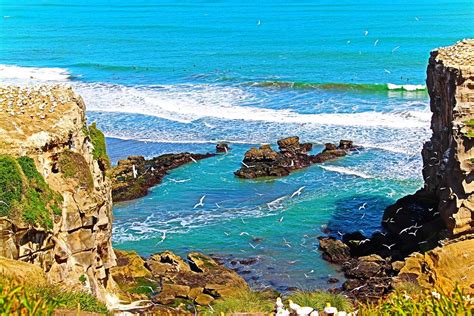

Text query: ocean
(1, 0), (473, 291)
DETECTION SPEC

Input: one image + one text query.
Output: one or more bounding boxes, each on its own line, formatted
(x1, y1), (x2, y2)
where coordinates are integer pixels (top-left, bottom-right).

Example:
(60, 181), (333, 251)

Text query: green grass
(465, 119), (474, 128)
(0, 156), (23, 217)
(209, 289), (276, 314)
(0, 278), (109, 315)
(288, 290), (354, 313)
(87, 122), (110, 169)
(359, 285), (473, 315)
(0, 156), (62, 229)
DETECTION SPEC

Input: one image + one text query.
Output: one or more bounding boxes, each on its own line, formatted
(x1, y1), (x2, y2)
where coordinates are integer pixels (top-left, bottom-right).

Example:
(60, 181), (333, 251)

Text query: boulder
(318, 237), (351, 263)
(195, 293), (214, 305)
(216, 143), (230, 153)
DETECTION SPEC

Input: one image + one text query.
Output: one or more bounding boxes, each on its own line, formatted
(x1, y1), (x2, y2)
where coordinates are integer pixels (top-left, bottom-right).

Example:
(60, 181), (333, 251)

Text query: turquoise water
(1, 0), (473, 290)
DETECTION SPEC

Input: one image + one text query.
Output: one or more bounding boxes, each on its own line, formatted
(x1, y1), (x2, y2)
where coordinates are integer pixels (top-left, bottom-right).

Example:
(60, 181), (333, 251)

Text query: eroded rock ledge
(235, 136), (356, 179)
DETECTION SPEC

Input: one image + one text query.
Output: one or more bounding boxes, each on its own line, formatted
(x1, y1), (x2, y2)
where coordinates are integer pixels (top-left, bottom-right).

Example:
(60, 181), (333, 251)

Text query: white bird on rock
(132, 164), (138, 179)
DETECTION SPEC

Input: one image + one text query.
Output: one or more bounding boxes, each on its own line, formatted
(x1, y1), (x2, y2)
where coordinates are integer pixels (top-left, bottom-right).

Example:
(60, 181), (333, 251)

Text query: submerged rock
(235, 136), (356, 179)
(109, 152), (215, 202)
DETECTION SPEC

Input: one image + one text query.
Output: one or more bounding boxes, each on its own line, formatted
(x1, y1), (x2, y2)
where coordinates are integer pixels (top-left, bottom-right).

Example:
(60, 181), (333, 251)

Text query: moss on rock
(58, 150), (94, 190)
(87, 122), (110, 169)
(0, 156), (62, 229)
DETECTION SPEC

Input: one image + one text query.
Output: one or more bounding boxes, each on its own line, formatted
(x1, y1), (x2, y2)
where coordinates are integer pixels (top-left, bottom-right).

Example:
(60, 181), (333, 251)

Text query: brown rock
(195, 293), (215, 305)
(318, 237), (351, 263)
(188, 252), (219, 272)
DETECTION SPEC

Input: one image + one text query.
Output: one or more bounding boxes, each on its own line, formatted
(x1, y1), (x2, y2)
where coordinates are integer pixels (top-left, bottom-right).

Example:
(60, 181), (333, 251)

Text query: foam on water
(319, 165), (373, 179)
(0, 65), (71, 81)
(76, 82), (430, 129)
(387, 83), (426, 91)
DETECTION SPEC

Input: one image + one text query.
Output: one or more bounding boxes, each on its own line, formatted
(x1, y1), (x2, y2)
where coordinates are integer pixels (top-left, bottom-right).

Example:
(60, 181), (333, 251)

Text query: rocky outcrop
(111, 249), (248, 311)
(0, 85), (116, 302)
(395, 235), (474, 294)
(109, 153), (214, 202)
(383, 39), (474, 238)
(422, 39), (474, 236)
(216, 142), (230, 153)
(235, 137), (356, 179)
(320, 40), (474, 299)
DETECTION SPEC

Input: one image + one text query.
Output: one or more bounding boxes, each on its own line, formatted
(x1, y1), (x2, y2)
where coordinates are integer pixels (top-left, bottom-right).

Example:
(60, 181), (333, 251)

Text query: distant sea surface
(1, 0), (473, 291)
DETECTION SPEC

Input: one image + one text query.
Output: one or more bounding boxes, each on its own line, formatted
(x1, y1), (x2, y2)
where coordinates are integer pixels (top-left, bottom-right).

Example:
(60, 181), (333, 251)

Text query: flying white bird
(290, 186), (305, 198)
(374, 39), (379, 46)
(193, 195), (206, 208)
(382, 243), (396, 250)
(189, 156), (197, 163)
(364, 30), (369, 36)
(358, 202), (367, 210)
(156, 231), (166, 244)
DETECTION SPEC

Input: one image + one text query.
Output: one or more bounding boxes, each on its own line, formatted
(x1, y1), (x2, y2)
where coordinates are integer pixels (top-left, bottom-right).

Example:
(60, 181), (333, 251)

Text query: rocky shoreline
(109, 152), (215, 202)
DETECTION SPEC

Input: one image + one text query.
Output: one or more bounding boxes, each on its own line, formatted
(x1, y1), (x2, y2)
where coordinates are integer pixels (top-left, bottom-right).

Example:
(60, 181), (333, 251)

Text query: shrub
(288, 290), (354, 313)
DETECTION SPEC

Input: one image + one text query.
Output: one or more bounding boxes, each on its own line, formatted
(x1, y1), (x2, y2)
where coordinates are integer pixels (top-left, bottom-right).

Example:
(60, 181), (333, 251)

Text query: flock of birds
(276, 297), (348, 316)
(0, 84), (71, 119)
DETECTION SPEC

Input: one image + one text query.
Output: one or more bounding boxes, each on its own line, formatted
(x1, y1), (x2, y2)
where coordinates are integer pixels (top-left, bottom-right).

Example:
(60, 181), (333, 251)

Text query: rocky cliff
(0, 84), (116, 302)
(423, 39), (474, 236)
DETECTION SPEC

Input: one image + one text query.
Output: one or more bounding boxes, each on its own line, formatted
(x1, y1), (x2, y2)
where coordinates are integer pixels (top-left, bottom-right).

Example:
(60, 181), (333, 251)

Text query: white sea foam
(387, 83), (426, 91)
(0, 64), (71, 81)
(319, 165), (373, 179)
(75, 82), (430, 129)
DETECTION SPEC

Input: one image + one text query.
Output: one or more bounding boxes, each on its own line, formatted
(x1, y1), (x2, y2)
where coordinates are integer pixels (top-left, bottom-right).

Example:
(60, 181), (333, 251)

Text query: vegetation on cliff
(0, 156), (62, 229)
(0, 278), (109, 315)
(84, 122), (111, 169)
(359, 284), (473, 315)
(58, 150), (94, 190)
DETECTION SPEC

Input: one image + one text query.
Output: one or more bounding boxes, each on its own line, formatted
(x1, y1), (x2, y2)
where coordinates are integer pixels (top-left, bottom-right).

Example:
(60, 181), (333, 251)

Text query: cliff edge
(0, 84), (116, 302)
(423, 39), (474, 236)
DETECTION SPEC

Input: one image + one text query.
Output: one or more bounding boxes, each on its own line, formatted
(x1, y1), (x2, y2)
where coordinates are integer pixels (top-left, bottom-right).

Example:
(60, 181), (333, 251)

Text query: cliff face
(423, 39), (474, 236)
(0, 85), (116, 302)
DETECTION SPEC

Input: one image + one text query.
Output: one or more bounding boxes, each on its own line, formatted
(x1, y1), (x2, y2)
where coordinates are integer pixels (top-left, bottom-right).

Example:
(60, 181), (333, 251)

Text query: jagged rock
(235, 136), (356, 179)
(0, 85), (117, 303)
(109, 152), (214, 202)
(110, 250), (248, 306)
(188, 252), (219, 272)
(216, 142), (230, 153)
(395, 235), (474, 294)
(111, 249), (152, 280)
(318, 237), (351, 263)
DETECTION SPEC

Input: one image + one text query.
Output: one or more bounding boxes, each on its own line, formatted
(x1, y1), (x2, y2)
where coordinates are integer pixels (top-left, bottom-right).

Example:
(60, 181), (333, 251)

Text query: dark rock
(110, 152), (215, 202)
(216, 143), (230, 153)
(318, 237), (351, 263)
(235, 136), (357, 179)
(327, 277), (340, 284)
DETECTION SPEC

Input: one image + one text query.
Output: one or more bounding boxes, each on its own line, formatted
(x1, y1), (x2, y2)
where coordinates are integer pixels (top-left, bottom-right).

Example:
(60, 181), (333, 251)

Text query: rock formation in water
(235, 136), (356, 179)
(109, 152), (214, 202)
(0, 85), (117, 302)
